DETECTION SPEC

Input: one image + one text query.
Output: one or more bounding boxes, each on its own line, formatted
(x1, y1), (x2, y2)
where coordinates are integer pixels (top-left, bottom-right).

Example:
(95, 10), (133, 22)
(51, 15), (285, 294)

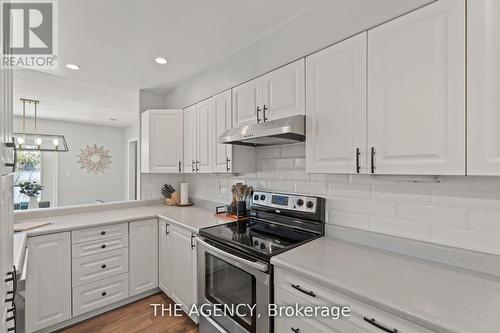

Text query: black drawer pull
(101, 231), (106, 235)
(101, 244), (106, 249)
(291, 328), (300, 333)
(291, 284), (316, 298)
(101, 264), (106, 269)
(102, 291), (107, 297)
(363, 317), (398, 333)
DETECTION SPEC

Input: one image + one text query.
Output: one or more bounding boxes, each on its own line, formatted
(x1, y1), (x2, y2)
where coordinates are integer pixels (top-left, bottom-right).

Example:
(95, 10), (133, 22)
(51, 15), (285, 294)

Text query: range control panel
(251, 190), (318, 213)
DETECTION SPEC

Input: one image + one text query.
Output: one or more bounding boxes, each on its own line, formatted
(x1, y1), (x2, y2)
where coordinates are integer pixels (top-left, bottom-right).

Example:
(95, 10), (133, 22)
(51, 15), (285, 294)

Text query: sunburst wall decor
(77, 144), (112, 174)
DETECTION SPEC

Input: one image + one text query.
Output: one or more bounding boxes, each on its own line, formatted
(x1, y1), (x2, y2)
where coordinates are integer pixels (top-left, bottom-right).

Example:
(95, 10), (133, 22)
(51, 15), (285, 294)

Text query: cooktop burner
(199, 218), (320, 260)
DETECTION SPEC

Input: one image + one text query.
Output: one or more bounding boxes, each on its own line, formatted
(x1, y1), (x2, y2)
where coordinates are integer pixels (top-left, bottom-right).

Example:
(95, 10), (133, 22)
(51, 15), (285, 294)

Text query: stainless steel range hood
(218, 115), (305, 147)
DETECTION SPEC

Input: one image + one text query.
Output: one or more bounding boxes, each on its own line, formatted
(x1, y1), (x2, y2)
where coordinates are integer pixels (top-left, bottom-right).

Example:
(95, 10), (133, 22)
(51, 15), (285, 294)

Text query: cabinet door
(158, 220), (171, 295)
(367, 0), (465, 175)
(306, 32), (367, 174)
(141, 109), (183, 173)
(232, 78), (261, 127)
(129, 219), (158, 296)
(26, 232), (72, 332)
(212, 90), (232, 173)
(196, 99), (213, 173)
(467, 0), (500, 175)
(183, 105), (197, 173)
(262, 59), (305, 121)
(170, 225), (196, 315)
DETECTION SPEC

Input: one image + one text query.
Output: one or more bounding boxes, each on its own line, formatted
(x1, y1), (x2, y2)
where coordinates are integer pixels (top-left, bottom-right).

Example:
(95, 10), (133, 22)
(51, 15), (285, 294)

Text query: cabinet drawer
(275, 268), (434, 333)
(72, 235), (128, 258)
(73, 273), (129, 316)
(72, 223), (128, 244)
(275, 287), (366, 333)
(72, 248), (129, 287)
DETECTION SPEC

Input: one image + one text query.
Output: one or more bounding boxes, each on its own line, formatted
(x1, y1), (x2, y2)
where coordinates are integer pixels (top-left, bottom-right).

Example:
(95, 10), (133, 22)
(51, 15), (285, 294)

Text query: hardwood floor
(59, 293), (199, 333)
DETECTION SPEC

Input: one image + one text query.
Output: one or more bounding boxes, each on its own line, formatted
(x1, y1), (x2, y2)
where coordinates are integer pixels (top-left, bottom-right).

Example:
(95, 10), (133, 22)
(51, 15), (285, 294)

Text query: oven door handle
(195, 236), (269, 273)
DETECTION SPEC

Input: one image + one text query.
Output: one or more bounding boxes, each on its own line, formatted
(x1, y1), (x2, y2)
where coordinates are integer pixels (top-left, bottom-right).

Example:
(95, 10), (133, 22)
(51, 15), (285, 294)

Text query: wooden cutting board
(14, 221), (52, 232)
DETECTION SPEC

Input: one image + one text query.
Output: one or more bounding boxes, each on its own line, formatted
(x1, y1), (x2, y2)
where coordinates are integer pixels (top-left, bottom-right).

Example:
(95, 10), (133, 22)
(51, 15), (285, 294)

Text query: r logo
(2, 2), (53, 54)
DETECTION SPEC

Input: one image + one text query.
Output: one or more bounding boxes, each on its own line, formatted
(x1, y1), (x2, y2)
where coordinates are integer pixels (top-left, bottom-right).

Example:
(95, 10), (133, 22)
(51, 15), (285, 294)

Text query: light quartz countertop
(16, 203), (228, 237)
(271, 237), (500, 333)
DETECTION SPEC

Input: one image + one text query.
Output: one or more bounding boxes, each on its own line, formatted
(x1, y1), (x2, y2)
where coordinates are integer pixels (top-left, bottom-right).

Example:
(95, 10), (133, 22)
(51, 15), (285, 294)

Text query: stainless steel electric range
(196, 190), (326, 333)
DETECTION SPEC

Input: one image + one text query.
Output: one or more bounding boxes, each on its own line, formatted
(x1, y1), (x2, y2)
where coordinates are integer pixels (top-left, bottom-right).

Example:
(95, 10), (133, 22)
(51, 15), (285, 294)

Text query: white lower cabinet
(158, 219), (171, 294)
(275, 268), (434, 333)
(129, 219), (158, 296)
(26, 232), (72, 332)
(73, 273), (129, 316)
(158, 221), (197, 322)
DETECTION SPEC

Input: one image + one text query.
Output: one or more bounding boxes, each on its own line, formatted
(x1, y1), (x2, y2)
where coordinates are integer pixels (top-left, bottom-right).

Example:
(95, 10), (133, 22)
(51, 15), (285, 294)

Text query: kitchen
(1, 0), (500, 332)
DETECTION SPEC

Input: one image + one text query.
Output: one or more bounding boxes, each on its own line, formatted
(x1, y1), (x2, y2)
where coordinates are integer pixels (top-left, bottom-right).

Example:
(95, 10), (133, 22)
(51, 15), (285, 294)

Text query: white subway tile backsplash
(295, 181), (328, 194)
(398, 204), (468, 228)
(142, 150), (500, 255)
(469, 211), (500, 233)
(372, 218), (430, 241)
(330, 211), (371, 229)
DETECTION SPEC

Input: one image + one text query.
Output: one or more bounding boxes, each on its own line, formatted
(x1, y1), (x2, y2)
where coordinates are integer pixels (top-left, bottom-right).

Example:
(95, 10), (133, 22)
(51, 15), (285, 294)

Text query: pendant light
(13, 98), (69, 152)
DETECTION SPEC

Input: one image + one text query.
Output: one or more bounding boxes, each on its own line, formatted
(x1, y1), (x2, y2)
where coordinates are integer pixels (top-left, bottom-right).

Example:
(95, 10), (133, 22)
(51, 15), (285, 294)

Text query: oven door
(196, 236), (270, 333)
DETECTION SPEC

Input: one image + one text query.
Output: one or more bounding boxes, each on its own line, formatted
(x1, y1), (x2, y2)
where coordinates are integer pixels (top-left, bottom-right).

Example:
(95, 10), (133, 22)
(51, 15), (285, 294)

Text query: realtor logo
(1, 0), (58, 68)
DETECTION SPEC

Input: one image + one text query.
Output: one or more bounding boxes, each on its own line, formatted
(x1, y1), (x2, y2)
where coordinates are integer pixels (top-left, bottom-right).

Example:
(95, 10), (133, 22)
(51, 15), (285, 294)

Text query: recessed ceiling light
(65, 63), (80, 70)
(110, 118), (117, 121)
(155, 57), (168, 65)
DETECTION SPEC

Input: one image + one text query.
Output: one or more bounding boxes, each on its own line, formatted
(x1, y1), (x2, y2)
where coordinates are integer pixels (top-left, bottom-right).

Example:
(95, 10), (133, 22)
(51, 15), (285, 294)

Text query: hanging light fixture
(13, 98), (69, 152)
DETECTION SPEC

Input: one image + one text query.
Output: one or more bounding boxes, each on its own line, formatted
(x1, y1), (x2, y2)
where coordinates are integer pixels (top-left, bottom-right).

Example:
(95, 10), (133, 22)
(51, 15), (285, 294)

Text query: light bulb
(36, 138), (42, 146)
(53, 138), (59, 148)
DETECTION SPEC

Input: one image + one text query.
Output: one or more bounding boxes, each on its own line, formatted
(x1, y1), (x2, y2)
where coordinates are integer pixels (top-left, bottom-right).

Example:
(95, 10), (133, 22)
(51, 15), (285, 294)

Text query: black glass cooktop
(199, 218), (319, 261)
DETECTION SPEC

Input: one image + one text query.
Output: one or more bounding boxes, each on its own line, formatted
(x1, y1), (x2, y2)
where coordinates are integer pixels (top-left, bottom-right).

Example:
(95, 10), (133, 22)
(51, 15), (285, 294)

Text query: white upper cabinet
(129, 219), (158, 297)
(196, 99), (213, 173)
(467, 0), (500, 175)
(306, 32), (367, 174)
(232, 60), (305, 127)
(183, 105), (197, 173)
(261, 59), (305, 122)
(232, 78), (261, 127)
(212, 90), (233, 173)
(141, 109), (183, 173)
(367, 0), (465, 175)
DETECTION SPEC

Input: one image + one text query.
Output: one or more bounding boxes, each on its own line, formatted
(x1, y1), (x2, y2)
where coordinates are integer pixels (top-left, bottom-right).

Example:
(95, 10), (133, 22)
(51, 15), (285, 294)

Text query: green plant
(19, 181), (44, 197)
(16, 152), (41, 171)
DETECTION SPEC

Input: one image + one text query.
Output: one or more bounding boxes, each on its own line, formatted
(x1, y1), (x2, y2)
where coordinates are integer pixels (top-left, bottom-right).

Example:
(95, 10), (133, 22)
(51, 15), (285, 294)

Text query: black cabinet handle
(101, 231), (106, 235)
(196, 160), (199, 172)
(101, 264), (106, 269)
(262, 104), (268, 122)
(101, 244), (106, 249)
(356, 147), (361, 173)
(256, 106), (261, 123)
(101, 291), (107, 297)
(226, 157), (231, 172)
(178, 161), (181, 172)
(165, 222), (170, 235)
(291, 328), (300, 333)
(191, 234), (196, 249)
(191, 160), (195, 172)
(363, 317), (398, 333)
(370, 147), (375, 174)
(291, 284), (316, 298)
(5, 137), (17, 173)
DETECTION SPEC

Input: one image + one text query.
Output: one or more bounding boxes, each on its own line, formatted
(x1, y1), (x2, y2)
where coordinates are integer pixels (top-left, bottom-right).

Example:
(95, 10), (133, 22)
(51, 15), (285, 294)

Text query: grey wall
(14, 117), (127, 206)
(161, 0), (433, 108)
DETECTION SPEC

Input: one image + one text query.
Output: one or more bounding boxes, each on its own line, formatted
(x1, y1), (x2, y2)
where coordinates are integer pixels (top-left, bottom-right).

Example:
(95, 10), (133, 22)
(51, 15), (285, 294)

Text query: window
(14, 151), (42, 205)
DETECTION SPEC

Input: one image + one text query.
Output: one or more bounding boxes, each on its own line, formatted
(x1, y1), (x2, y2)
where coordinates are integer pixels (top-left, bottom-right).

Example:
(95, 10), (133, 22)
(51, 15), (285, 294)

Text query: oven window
(205, 253), (256, 331)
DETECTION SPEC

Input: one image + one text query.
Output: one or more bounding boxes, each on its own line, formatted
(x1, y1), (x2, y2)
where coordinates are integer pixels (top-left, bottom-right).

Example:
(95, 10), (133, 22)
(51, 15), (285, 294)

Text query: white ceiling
(13, 70), (138, 127)
(40, 0), (323, 91)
